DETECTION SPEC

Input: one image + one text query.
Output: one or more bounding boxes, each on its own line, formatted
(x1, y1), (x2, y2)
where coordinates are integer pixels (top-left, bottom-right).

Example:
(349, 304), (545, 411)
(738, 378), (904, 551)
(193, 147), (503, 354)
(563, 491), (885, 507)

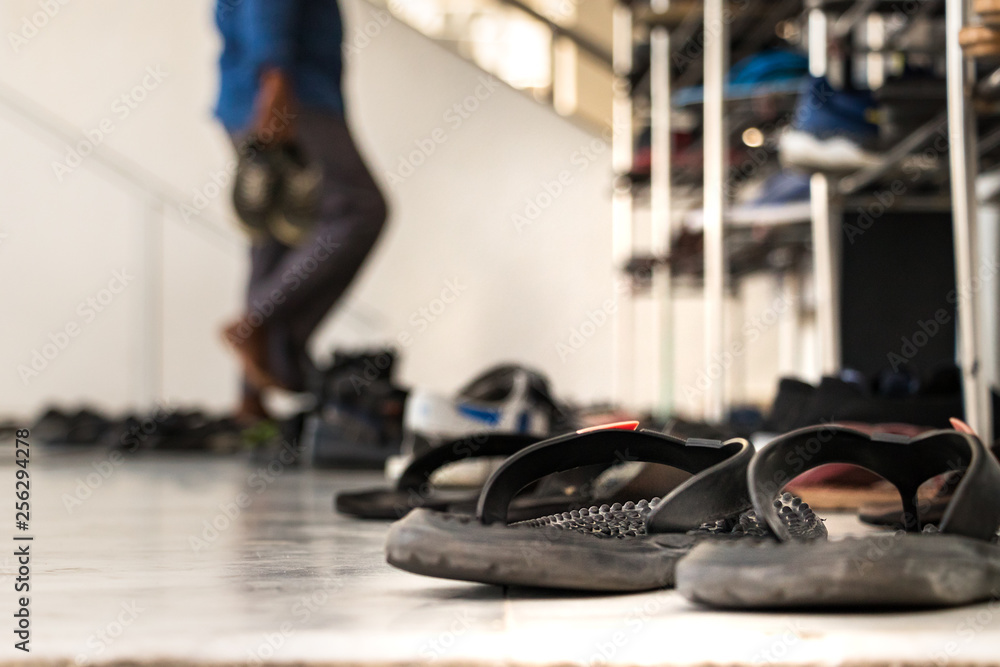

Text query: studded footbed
(514, 492), (825, 539)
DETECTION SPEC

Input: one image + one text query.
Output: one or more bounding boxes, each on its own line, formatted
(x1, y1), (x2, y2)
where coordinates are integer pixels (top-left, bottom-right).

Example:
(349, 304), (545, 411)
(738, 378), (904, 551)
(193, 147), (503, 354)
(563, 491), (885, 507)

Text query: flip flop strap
(476, 428), (753, 529)
(395, 433), (541, 493)
(749, 426), (1000, 541)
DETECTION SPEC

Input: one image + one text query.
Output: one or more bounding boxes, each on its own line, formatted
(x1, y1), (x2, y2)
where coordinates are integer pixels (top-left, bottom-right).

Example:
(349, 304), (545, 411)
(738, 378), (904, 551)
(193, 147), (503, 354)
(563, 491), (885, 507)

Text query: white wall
(0, 0), (618, 416)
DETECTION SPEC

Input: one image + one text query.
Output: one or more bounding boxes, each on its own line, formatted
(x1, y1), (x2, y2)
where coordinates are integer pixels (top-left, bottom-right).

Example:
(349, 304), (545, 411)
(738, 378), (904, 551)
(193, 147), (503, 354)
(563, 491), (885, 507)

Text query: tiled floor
(3, 446), (1000, 666)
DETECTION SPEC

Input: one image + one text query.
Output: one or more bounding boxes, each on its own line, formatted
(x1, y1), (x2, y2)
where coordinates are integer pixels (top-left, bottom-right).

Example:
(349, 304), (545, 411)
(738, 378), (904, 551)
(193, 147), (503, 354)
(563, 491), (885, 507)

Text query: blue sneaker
(385, 365), (576, 485)
(685, 169), (811, 227)
(780, 77), (881, 172)
(673, 50), (809, 107)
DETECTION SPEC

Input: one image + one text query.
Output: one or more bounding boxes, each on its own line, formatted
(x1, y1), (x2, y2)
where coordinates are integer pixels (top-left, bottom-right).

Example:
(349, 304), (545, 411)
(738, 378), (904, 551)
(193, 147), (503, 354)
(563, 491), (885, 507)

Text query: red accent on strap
(576, 420), (640, 434)
(950, 417), (977, 436)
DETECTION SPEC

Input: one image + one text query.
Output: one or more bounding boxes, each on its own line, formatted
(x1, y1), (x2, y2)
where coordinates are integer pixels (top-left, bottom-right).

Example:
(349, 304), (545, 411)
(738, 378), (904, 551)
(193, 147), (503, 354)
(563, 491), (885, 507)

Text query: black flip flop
(336, 433), (549, 520)
(858, 439), (1000, 529)
(385, 423), (824, 591)
(677, 425), (1000, 609)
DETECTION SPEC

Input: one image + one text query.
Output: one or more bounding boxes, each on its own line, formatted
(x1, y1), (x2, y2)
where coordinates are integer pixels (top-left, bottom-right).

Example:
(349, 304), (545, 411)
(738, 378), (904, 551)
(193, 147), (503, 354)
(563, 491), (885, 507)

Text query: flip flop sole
(385, 507), (697, 591)
(387, 495), (823, 591)
(677, 534), (1000, 608)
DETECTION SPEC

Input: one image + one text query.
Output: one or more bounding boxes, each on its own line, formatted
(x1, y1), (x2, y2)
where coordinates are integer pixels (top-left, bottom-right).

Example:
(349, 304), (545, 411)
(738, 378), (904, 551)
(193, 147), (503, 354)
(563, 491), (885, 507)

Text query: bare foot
(222, 319), (285, 390)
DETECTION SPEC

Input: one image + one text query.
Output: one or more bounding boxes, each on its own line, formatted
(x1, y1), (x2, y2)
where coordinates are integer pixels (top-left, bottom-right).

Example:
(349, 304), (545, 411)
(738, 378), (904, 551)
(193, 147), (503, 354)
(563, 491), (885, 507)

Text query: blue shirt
(215, 0), (344, 132)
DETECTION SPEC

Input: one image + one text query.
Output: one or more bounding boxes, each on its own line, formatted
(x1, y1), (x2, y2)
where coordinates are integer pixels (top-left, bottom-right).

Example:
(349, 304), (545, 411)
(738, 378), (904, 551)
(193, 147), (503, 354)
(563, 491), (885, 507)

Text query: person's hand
(253, 67), (296, 145)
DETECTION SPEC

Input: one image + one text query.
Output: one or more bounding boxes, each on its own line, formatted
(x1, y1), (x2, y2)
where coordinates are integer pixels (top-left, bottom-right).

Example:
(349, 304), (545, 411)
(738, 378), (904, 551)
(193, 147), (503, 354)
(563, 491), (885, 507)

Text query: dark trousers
(241, 109), (387, 392)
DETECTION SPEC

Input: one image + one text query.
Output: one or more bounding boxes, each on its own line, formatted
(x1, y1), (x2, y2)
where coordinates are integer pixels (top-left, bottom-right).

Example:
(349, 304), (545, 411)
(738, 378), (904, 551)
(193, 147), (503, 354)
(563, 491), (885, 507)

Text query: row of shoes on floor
(16, 354), (549, 463)
(19, 346), (976, 467)
(27, 407), (244, 452)
(307, 350), (976, 469)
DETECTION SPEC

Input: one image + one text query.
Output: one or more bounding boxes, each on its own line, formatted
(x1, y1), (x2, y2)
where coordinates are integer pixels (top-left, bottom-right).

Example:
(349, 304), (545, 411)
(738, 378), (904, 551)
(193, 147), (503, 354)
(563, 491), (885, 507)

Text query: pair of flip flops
(385, 421), (1000, 609)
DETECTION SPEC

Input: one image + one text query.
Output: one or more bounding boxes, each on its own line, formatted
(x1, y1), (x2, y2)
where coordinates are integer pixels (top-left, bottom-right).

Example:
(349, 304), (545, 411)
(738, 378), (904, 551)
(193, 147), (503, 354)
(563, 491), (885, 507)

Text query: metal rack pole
(612, 4), (635, 409)
(650, 2), (673, 418)
(703, 0), (728, 422)
(946, 0), (992, 437)
(808, 5), (842, 374)
(811, 172), (842, 374)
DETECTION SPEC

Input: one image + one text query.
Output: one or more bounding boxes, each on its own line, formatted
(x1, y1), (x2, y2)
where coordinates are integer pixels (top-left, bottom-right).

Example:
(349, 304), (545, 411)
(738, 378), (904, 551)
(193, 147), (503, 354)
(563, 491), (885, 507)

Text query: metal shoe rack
(612, 0), (993, 437)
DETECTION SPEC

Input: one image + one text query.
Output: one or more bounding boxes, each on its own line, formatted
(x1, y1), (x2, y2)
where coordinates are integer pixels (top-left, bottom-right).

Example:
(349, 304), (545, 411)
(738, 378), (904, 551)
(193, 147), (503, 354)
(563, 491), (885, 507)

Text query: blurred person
(214, 0), (388, 421)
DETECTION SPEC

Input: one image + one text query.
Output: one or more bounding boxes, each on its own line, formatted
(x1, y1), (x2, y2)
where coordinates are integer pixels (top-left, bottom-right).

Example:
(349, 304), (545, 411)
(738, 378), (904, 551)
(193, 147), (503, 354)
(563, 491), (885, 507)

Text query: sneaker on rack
(685, 168), (812, 228)
(779, 76), (881, 172)
(673, 49), (809, 107)
(384, 364), (577, 485)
